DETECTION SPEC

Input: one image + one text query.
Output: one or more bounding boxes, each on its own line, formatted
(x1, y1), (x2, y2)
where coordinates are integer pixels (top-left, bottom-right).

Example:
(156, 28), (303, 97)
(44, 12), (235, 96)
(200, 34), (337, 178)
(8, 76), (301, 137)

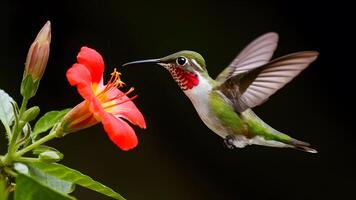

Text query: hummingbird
(123, 33), (318, 153)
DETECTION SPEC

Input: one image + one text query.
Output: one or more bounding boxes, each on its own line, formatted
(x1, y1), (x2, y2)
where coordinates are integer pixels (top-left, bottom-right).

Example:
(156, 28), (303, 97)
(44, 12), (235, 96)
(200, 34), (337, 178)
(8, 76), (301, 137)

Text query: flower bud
(21, 21), (51, 99)
(22, 106), (40, 122)
(39, 150), (63, 163)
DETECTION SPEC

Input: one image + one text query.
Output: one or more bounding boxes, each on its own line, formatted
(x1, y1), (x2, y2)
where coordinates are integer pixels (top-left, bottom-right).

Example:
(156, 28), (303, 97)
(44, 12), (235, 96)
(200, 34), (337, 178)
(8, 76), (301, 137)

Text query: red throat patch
(167, 67), (199, 90)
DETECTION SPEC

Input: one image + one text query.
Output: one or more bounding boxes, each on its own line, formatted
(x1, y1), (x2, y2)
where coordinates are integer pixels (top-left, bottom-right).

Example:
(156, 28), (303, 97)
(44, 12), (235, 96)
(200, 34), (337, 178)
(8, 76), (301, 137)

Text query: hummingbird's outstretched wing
(216, 51), (319, 112)
(215, 32), (279, 83)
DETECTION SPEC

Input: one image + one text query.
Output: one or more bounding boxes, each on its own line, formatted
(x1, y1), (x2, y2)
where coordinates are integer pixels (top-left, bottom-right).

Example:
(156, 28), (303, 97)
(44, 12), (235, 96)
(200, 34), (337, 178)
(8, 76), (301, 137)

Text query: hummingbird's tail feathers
(288, 139), (318, 153)
(241, 110), (318, 153)
(293, 144), (318, 153)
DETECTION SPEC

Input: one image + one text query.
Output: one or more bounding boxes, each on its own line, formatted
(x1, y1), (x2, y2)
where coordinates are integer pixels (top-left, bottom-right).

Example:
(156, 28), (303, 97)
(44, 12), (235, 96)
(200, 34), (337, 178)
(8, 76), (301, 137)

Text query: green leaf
(32, 109), (71, 137)
(0, 89), (15, 128)
(14, 162), (74, 194)
(29, 162), (126, 200)
(15, 174), (75, 200)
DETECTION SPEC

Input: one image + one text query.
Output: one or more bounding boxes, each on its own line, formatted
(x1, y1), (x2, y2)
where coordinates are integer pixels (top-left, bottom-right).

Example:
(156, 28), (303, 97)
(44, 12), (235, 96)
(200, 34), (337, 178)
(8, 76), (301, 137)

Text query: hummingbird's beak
(122, 59), (161, 66)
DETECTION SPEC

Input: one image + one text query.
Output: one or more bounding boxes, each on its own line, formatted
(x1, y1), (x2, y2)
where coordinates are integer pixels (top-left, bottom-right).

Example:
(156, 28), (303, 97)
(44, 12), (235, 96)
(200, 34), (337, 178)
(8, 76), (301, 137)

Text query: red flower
(64, 47), (146, 150)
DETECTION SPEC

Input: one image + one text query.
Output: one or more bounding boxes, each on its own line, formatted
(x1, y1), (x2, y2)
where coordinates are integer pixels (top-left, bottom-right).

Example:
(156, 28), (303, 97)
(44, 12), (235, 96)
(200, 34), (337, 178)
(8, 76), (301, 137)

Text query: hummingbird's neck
(165, 64), (215, 91)
(182, 71), (215, 98)
(166, 67), (200, 90)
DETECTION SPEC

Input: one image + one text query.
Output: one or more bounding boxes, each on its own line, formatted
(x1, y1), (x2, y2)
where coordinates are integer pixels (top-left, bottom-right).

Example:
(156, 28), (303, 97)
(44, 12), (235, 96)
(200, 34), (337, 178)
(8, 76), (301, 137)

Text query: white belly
(183, 75), (229, 138)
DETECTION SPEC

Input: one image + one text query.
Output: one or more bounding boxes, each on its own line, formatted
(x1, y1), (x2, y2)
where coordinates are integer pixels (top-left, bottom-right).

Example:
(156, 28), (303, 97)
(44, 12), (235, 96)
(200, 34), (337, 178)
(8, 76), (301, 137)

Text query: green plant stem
(3, 97), (28, 165)
(16, 157), (40, 163)
(15, 130), (58, 158)
(0, 175), (10, 200)
(3, 167), (17, 178)
(18, 97), (28, 117)
(8, 97), (28, 151)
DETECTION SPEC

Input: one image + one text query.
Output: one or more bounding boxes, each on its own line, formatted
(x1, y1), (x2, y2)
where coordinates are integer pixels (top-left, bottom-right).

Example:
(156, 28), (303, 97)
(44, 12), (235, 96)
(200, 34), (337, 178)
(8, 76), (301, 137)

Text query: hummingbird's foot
(224, 135), (236, 149)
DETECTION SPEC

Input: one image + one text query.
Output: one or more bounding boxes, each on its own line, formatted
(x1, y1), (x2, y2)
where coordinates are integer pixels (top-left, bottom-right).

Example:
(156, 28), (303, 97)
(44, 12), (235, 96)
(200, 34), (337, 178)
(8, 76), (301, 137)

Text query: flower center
(95, 69), (138, 113)
(95, 68), (125, 98)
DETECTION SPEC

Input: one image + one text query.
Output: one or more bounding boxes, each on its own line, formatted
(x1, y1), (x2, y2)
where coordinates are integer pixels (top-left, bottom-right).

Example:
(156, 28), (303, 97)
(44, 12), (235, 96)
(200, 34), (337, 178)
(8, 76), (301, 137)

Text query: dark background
(0, 0), (354, 199)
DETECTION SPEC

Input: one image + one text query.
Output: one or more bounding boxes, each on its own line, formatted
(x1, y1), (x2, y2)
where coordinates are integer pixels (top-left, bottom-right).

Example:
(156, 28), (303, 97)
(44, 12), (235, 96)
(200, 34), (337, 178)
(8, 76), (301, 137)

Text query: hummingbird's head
(123, 50), (207, 90)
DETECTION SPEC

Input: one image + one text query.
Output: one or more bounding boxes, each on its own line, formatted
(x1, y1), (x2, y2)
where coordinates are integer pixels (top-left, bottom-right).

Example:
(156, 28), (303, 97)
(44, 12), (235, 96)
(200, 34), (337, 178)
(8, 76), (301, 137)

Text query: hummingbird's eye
(176, 57), (187, 66)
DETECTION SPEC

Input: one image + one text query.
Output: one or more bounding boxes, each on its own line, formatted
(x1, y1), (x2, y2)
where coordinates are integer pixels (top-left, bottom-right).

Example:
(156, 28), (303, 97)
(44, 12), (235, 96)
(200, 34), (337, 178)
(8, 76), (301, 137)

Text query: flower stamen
(104, 87), (135, 103)
(67, 112), (93, 127)
(103, 95), (138, 110)
(110, 68), (125, 88)
(96, 68), (126, 98)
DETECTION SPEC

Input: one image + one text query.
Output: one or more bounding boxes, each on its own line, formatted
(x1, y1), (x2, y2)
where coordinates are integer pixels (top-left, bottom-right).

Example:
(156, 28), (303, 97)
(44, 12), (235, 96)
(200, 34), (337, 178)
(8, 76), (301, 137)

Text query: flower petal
(106, 87), (146, 128)
(66, 63), (94, 100)
(77, 47), (104, 83)
(113, 105), (146, 129)
(101, 113), (138, 151)
(88, 93), (106, 118)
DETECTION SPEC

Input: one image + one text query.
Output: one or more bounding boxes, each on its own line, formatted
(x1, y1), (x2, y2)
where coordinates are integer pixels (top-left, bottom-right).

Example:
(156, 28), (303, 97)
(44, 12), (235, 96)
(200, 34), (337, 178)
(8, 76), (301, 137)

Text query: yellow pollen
(96, 68), (126, 98)
(109, 68), (125, 88)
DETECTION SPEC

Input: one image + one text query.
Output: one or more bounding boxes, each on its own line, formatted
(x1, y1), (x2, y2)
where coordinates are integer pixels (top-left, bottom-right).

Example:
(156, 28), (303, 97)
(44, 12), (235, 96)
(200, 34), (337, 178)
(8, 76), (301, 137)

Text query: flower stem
(16, 157), (40, 163)
(15, 129), (58, 158)
(3, 97), (28, 165)
(9, 97), (28, 149)
(0, 176), (10, 200)
(18, 97), (28, 117)
(3, 167), (17, 177)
